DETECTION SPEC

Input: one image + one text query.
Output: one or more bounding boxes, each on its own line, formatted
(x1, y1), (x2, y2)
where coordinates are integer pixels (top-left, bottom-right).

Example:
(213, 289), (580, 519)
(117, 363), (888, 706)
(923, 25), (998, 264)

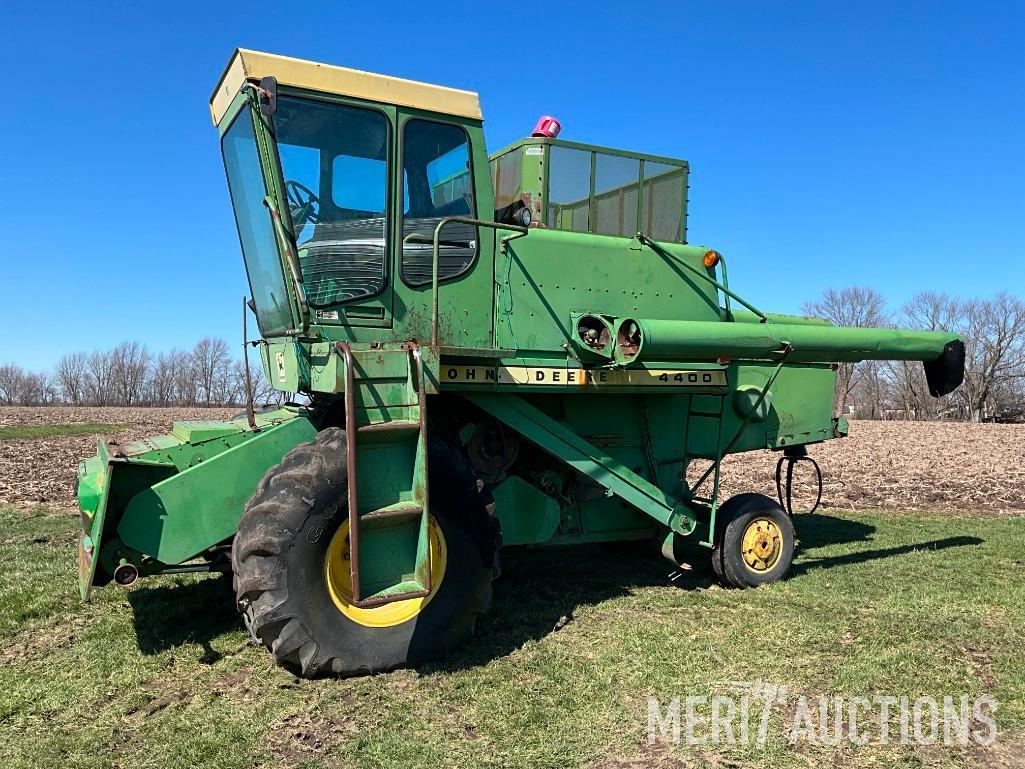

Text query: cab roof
(210, 49), (483, 126)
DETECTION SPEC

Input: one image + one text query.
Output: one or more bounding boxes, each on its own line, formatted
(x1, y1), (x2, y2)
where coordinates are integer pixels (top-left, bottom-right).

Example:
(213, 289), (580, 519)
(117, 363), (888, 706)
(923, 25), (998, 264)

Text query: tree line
(803, 289), (1025, 422)
(0, 338), (279, 408)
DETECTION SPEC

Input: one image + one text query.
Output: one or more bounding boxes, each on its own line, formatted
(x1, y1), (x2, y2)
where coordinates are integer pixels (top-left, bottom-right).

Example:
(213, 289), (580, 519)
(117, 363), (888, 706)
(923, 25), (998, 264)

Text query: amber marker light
(703, 250), (721, 268)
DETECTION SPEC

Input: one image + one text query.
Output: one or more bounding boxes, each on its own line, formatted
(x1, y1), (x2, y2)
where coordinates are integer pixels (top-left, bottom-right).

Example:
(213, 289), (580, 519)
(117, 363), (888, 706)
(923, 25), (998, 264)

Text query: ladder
(335, 341), (432, 608)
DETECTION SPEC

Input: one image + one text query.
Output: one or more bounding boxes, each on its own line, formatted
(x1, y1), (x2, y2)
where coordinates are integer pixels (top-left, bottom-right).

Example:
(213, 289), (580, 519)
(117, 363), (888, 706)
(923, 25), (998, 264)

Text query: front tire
(231, 427), (495, 676)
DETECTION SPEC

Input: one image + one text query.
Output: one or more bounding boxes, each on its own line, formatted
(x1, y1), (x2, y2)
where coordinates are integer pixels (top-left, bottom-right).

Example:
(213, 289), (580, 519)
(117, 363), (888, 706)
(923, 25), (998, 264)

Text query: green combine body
(76, 49), (965, 676)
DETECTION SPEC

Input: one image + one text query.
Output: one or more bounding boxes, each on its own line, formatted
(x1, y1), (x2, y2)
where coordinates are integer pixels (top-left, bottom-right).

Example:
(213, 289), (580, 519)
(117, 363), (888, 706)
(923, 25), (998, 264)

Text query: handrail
(636, 234), (766, 323)
(335, 341), (362, 601)
(404, 217), (529, 347)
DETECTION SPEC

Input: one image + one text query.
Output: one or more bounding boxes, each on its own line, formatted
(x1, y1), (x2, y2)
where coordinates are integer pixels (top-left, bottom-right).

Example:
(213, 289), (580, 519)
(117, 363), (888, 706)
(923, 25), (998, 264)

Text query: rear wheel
(231, 427), (496, 676)
(712, 493), (795, 588)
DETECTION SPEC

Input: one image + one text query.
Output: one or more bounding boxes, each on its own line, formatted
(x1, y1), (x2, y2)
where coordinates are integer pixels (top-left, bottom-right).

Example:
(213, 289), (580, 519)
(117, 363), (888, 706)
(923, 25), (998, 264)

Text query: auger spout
(614, 317), (965, 397)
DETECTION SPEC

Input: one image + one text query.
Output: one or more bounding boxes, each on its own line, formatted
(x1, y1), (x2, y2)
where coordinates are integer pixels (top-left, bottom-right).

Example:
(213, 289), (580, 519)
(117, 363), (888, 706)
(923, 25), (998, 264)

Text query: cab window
(401, 119), (477, 286)
(273, 96), (390, 306)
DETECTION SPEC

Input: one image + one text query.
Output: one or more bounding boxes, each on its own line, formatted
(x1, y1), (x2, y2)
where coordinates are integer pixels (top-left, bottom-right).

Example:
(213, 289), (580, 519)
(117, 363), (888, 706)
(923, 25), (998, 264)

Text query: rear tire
(712, 493), (795, 588)
(231, 427), (496, 676)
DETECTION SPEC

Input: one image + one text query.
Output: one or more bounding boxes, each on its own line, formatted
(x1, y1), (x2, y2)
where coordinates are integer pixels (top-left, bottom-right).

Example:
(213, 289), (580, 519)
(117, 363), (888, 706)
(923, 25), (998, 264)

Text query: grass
(0, 423), (126, 441)
(0, 506), (1023, 768)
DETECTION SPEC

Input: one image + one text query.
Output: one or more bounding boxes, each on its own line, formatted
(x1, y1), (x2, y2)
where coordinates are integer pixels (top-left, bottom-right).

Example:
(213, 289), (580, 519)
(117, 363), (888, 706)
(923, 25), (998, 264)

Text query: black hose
(775, 453), (823, 515)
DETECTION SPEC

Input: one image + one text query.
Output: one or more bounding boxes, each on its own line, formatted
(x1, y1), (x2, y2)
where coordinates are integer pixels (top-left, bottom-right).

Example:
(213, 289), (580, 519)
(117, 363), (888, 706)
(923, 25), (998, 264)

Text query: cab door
(392, 109), (495, 348)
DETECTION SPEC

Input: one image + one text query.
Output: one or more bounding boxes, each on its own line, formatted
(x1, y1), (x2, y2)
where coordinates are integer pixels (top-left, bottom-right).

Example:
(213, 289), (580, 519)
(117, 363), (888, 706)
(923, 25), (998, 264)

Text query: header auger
(76, 49), (964, 677)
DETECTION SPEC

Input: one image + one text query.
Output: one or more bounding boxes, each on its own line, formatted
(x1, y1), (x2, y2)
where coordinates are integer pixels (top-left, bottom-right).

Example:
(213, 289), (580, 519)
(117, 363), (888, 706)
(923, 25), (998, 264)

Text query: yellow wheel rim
(740, 516), (783, 572)
(324, 517), (447, 628)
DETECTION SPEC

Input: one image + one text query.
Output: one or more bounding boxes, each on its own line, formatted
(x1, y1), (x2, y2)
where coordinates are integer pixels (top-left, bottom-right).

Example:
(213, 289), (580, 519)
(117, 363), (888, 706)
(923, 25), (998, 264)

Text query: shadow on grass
(794, 512), (876, 550)
(430, 541), (709, 673)
(127, 574), (239, 663)
(791, 512), (984, 575)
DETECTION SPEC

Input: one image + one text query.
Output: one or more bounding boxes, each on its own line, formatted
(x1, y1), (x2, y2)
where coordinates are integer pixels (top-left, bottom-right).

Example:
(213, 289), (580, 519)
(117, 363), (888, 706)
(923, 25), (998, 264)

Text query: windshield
(222, 105), (294, 337)
(273, 96), (390, 306)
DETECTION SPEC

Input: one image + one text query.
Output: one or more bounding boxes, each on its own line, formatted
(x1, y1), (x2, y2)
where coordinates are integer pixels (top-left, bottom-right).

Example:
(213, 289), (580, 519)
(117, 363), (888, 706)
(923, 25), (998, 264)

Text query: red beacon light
(531, 115), (562, 138)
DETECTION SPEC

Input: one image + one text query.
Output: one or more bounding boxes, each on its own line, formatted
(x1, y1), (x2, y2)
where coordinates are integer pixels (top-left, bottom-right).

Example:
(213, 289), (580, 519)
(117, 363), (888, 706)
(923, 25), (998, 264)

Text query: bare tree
(802, 287), (889, 416)
(171, 349), (198, 406)
(232, 348), (282, 410)
(850, 360), (886, 418)
(960, 292), (1025, 422)
(55, 352), (88, 405)
(191, 338), (232, 406)
(884, 358), (931, 419)
(903, 291), (963, 333)
(230, 359), (247, 407)
(39, 373), (60, 405)
(17, 371), (45, 405)
(0, 364), (25, 405)
(252, 354), (281, 407)
(85, 350), (114, 406)
(2, 337), (281, 409)
(148, 349), (184, 405)
(878, 291), (1025, 422)
(110, 341), (151, 406)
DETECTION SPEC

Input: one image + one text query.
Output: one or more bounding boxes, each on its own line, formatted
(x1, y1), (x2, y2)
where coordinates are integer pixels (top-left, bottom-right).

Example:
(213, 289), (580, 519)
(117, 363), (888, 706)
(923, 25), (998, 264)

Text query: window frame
(268, 90), (395, 307)
(398, 115), (480, 289)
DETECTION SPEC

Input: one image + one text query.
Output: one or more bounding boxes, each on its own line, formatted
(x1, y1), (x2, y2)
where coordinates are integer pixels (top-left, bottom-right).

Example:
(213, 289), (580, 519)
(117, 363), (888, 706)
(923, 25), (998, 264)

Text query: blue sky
(1, 1), (1022, 371)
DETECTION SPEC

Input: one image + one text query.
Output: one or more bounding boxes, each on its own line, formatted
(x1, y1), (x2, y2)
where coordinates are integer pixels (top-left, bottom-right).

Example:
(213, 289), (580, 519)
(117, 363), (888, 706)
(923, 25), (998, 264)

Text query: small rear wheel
(712, 493), (795, 588)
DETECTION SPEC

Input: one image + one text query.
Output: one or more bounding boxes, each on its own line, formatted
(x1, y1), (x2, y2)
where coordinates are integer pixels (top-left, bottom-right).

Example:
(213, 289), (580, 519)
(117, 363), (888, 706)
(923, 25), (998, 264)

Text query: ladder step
(356, 420), (420, 434)
(360, 502), (423, 523)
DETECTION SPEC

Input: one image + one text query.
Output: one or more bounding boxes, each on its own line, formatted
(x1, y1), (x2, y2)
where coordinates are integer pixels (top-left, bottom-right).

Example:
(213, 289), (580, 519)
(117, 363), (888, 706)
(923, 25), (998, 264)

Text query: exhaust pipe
(113, 562), (139, 587)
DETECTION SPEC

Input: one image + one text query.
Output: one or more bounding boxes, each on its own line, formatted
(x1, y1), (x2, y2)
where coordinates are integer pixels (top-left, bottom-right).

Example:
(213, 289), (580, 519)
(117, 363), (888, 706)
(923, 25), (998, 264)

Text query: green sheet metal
(491, 476), (561, 545)
(171, 420), (246, 443)
(77, 449), (113, 600)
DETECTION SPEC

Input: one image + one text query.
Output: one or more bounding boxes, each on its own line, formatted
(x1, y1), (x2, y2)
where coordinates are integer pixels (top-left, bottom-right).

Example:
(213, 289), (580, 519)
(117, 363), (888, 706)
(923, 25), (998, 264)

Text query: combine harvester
(76, 50), (965, 676)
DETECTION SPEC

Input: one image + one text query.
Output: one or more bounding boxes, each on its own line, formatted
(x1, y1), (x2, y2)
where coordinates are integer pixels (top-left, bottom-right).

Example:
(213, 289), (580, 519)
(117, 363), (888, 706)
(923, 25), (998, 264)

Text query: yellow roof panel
(210, 49), (483, 125)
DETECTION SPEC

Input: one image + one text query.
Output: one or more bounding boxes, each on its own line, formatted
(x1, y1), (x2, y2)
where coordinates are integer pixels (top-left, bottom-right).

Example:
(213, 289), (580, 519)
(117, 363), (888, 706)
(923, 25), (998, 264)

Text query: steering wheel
(285, 180), (320, 228)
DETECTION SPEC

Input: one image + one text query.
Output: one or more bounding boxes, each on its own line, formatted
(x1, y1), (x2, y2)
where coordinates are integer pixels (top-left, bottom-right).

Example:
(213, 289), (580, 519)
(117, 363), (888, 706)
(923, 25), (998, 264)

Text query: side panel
(720, 363), (838, 454)
(491, 476), (561, 545)
(496, 231), (720, 353)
